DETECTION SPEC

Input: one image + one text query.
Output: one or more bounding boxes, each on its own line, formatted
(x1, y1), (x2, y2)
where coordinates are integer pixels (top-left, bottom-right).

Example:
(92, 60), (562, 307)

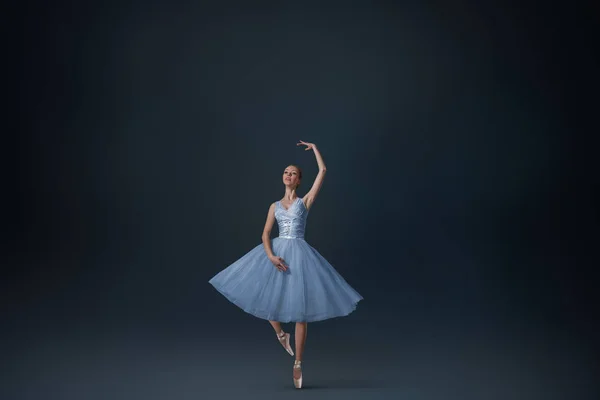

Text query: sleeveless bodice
(275, 197), (309, 239)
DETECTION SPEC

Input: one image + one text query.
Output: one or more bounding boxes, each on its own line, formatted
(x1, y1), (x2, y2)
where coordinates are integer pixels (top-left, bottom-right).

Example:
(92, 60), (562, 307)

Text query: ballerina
(209, 140), (363, 389)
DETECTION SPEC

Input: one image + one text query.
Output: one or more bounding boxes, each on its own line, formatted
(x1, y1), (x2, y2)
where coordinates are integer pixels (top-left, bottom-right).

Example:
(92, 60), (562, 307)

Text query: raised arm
(296, 140), (327, 211)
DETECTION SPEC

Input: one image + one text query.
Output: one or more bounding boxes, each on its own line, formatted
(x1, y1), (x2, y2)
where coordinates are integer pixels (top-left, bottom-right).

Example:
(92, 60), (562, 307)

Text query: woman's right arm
(262, 203), (288, 271)
(262, 203), (277, 258)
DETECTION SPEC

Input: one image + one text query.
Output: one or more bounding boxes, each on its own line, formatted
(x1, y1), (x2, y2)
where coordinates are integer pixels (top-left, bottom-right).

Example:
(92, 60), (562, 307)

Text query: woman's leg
(269, 320), (282, 334)
(293, 322), (307, 382)
(294, 322), (307, 361)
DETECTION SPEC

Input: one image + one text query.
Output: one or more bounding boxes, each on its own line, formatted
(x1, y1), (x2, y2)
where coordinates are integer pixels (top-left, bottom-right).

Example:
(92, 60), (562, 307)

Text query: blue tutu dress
(209, 197), (363, 322)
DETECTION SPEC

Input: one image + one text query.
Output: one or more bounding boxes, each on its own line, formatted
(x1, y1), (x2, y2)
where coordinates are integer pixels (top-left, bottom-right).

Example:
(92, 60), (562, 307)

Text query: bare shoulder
(301, 195), (313, 210)
(264, 202), (277, 221)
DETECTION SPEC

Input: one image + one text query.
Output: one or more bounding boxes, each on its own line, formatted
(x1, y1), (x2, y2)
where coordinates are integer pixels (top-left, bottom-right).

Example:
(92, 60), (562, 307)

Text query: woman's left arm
(297, 140), (327, 210)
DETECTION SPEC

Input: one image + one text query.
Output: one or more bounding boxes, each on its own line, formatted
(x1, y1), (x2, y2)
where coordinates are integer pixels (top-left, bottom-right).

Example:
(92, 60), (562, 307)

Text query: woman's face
(283, 166), (300, 188)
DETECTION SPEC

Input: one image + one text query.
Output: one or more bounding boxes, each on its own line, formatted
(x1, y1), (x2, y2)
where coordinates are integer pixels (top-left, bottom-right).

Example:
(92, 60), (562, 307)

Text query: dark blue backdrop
(4, 1), (598, 399)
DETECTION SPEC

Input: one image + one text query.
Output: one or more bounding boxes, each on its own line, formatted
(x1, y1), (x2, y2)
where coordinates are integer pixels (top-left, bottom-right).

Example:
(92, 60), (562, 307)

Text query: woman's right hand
(269, 255), (288, 272)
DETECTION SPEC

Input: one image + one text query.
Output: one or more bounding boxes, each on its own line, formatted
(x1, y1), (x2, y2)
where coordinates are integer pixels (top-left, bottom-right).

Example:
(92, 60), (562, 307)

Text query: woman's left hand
(297, 140), (316, 151)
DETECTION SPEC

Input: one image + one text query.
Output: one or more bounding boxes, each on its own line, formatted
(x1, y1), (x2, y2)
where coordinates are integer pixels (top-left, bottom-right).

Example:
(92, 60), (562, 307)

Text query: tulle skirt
(208, 237), (363, 322)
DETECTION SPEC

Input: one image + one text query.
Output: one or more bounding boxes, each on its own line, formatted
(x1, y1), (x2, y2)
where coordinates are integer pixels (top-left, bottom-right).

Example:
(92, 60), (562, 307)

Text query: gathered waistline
(277, 235), (305, 240)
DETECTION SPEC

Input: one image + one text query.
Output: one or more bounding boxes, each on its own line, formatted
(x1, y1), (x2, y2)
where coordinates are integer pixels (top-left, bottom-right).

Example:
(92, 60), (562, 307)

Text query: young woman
(209, 140), (363, 389)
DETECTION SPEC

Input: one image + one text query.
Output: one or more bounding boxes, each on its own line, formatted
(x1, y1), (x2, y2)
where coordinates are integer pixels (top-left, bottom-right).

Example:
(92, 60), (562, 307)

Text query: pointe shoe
(293, 360), (303, 389)
(277, 330), (294, 356)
